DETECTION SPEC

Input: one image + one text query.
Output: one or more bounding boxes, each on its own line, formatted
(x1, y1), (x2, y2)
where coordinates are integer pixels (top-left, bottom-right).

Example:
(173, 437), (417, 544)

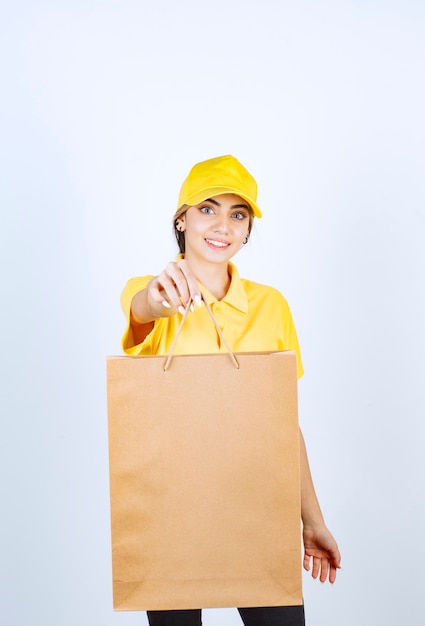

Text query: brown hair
(173, 204), (189, 254)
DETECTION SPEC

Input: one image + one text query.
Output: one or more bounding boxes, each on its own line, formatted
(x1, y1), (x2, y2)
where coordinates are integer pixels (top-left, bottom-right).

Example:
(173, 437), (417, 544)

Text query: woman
(121, 155), (341, 626)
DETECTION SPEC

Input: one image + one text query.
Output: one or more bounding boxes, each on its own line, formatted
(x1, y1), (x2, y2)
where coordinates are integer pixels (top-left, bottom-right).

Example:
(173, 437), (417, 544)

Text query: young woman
(121, 155), (341, 626)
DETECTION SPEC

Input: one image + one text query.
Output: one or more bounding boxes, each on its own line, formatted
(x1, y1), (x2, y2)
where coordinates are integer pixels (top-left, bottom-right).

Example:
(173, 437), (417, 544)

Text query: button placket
(211, 303), (226, 346)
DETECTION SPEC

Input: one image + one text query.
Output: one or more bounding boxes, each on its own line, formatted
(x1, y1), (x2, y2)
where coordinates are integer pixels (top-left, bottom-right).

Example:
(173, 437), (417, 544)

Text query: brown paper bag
(107, 309), (302, 611)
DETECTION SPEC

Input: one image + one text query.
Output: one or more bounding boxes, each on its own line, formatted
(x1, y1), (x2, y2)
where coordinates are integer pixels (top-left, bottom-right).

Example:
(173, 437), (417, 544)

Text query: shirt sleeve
(120, 275), (154, 354)
(283, 301), (304, 379)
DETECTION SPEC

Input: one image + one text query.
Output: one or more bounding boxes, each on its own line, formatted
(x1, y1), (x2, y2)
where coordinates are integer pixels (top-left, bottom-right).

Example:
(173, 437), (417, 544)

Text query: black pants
(147, 606), (305, 626)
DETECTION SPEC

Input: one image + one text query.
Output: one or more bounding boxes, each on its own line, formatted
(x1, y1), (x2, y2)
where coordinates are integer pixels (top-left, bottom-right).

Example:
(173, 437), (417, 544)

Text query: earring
(243, 235), (249, 245)
(175, 220), (184, 232)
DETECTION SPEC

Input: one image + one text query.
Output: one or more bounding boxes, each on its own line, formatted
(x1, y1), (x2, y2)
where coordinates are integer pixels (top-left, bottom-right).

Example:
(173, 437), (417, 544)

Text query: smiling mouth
(205, 238), (230, 248)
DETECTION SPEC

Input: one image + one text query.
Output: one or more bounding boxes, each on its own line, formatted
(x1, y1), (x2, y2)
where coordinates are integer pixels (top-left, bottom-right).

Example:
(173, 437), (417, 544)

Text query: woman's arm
(299, 428), (341, 583)
(128, 288), (156, 345)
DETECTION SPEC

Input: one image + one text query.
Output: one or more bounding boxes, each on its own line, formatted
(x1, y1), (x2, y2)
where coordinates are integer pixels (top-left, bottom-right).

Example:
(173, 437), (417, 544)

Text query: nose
(212, 213), (230, 233)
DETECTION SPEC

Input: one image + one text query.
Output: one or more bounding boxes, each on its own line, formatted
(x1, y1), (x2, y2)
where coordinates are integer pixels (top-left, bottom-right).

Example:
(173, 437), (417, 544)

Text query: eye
(231, 211), (248, 220)
(199, 206), (215, 215)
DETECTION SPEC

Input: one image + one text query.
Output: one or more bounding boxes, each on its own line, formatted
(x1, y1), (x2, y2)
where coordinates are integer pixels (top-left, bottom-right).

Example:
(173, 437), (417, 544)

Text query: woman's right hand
(131, 259), (202, 324)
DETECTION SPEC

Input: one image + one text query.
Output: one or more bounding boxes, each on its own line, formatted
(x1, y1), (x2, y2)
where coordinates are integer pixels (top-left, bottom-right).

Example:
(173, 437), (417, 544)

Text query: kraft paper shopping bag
(107, 305), (302, 610)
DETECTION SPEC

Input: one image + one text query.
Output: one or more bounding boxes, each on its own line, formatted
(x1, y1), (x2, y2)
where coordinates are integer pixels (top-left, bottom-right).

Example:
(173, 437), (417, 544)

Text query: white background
(1, 1), (424, 625)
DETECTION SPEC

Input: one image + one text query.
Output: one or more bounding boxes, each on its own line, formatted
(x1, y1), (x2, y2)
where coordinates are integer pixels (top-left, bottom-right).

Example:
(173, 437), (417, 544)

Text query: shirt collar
(176, 256), (248, 314)
(219, 261), (248, 313)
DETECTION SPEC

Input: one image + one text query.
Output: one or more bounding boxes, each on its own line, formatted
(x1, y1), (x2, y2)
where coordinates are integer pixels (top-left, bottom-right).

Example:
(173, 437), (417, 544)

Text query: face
(177, 193), (252, 266)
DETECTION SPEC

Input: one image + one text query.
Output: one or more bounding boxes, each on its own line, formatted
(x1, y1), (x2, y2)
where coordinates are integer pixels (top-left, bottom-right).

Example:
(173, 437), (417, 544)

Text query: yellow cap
(177, 155), (262, 218)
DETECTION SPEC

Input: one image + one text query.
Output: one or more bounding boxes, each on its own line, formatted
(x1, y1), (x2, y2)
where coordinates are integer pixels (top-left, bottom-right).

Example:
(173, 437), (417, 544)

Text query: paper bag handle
(163, 296), (240, 371)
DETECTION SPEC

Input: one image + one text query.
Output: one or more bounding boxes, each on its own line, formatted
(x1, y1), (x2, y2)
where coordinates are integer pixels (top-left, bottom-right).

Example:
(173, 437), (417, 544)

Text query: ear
(175, 215), (186, 232)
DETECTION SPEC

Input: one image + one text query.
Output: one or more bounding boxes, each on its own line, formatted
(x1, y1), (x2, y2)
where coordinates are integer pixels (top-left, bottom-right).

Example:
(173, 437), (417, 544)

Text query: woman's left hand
(302, 524), (341, 583)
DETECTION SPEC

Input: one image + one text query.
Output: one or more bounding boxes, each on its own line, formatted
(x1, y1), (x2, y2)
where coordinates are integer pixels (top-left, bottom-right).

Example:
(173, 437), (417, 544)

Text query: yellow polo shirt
(121, 262), (304, 378)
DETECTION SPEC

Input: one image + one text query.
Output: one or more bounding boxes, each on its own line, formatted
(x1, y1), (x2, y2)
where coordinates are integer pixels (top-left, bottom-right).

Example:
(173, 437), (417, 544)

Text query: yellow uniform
(121, 261), (304, 379)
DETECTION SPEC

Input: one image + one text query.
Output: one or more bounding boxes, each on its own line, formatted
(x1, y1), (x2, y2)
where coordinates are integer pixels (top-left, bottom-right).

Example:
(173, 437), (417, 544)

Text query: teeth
(206, 239), (228, 247)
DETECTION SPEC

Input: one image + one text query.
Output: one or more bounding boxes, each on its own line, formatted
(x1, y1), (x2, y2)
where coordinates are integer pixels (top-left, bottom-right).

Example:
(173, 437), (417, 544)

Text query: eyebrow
(205, 198), (250, 210)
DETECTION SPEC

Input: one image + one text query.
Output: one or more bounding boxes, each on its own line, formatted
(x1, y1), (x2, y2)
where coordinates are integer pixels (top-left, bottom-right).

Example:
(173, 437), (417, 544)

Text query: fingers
(149, 260), (201, 314)
(326, 545), (342, 583)
(303, 552), (341, 584)
(319, 558), (330, 583)
(308, 556), (330, 583)
(311, 556), (322, 581)
(328, 564), (338, 584)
